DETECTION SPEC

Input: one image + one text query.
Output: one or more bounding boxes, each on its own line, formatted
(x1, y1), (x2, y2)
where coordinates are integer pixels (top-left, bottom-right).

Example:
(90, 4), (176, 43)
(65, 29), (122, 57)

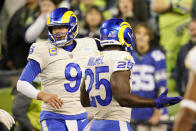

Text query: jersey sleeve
(112, 52), (135, 72)
(185, 46), (196, 73)
(28, 42), (45, 70)
(151, 50), (167, 88)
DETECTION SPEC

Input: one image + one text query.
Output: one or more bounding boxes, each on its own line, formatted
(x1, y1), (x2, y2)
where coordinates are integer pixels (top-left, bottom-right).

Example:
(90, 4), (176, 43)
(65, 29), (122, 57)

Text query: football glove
(0, 109), (15, 130)
(155, 88), (183, 108)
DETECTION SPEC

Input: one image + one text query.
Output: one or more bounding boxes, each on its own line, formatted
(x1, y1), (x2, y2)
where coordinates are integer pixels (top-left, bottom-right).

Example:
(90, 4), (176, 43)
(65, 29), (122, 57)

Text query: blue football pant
(41, 118), (88, 131)
(84, 119), (132, 131)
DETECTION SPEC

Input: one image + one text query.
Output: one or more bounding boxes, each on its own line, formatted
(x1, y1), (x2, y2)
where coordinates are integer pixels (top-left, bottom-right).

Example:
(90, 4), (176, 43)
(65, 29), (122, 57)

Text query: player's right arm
(110, 70), (182, 108)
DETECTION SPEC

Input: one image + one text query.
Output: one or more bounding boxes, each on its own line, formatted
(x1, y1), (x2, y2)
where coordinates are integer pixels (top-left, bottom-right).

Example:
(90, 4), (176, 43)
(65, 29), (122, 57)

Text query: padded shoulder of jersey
(30, 40), (55, 52)
(75, 37), (98, 49)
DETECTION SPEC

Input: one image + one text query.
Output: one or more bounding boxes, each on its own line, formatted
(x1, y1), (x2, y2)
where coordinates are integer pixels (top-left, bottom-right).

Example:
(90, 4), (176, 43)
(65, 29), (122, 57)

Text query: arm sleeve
(17, 59), (41, 99)
(12, 92), (34, 130)
(25, 14), (48, 43)
(19, 59), (41, 83)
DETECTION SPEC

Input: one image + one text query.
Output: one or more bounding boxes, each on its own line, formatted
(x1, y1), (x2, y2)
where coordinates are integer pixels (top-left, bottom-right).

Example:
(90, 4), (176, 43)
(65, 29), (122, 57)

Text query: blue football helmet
(47, 8), (78, 47)
(100, 18), (136, 53)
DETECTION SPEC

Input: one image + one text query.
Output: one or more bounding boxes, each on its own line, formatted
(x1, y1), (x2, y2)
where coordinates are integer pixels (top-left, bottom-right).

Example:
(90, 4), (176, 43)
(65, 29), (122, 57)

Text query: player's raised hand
(155, 88), (183, 108)
(37, 92), (63, 109)
(0, 109), (15, 130)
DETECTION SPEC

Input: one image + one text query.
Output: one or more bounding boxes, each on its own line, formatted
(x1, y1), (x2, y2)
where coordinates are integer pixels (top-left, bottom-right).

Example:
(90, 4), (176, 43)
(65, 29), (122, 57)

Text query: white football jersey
(185, 46), (196, 73)
(85, 50), (135, 122)
(28, 38), (98, 115)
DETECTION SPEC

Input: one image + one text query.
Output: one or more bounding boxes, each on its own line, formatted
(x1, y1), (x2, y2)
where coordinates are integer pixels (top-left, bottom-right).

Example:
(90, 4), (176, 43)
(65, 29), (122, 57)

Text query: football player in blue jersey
(16, 8), (100, 131)
(131, 23), (168, 131)
(81, 18), (183, 131)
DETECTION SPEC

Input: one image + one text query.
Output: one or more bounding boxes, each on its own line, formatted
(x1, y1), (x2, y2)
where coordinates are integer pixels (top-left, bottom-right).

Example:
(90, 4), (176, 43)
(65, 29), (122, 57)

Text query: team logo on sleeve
(29, 46), (35, 54)
(49, 48), (57, 56)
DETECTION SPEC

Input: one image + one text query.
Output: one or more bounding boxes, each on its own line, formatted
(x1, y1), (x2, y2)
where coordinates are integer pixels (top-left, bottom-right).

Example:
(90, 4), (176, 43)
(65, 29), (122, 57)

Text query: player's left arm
(80, 79), (91, 107)
(173, 71), (196, 131)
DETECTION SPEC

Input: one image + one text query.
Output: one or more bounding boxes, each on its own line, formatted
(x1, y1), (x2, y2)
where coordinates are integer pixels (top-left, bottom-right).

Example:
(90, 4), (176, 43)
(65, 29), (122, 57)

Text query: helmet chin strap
(50, 32), (69, 47)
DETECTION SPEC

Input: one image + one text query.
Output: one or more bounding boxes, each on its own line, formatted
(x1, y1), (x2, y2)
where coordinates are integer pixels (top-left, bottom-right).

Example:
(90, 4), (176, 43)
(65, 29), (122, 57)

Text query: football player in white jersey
(16, 8), (100, 131)
(81, 18), (183, 131)
(173, 46), (196, 131)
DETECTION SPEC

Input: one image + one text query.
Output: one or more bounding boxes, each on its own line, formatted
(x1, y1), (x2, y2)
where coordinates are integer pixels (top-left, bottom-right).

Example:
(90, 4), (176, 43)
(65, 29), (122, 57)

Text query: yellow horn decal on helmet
(118, 22), (132, 47)
(47, 14), (51, 25)
(62, 11), (75, 23)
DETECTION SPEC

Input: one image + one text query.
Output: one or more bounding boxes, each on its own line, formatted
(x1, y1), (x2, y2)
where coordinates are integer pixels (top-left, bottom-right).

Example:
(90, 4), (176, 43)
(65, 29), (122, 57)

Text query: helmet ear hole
(124, 38), (128, 42)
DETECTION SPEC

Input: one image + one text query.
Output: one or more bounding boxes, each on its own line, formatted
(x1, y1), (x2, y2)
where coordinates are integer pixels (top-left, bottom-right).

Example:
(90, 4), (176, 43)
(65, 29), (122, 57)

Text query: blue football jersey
(131, 49), (168, 120)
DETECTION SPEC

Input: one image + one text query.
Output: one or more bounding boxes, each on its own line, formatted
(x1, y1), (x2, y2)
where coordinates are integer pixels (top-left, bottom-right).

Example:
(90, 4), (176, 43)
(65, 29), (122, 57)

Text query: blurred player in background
(17, 8), (100, 131)
(81, 18), (183, 131)
(173, 46), (196, 131)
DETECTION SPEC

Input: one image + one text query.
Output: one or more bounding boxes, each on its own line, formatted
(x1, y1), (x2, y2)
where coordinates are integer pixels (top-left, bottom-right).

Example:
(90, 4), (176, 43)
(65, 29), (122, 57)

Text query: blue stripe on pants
(41, 118), (88, 131)
(89, 120), (132, 131)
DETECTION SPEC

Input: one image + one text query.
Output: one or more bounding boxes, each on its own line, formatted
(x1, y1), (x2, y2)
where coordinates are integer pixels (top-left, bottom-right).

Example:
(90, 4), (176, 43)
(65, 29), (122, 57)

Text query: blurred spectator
(71, 0), (112, 22)
(115, 0), (147, 29)
(58, 0), (71, 9)
(174, 18), (196, 96)
(192, 0), (196, 18)
(0, 0), (5, 12)
(12, 79), (41, 131)
(131, 24), (168, 131)
(78, 6), (104, 39)
(152, 0), (192, 90)
(0, 0), (6, 69)
(145, 0), (160, 47)
(6, 0), (39, 70)
(0, 0), (12, 88)
(25, 0), (61, 44)
(0, 0), (8, 70)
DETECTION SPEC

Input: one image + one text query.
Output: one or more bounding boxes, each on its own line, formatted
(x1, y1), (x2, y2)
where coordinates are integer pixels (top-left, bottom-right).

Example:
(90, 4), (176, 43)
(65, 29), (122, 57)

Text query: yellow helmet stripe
(62, 11), (75, 23)
(118, 22), (132, 47)
(47, 14), (51, 25)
